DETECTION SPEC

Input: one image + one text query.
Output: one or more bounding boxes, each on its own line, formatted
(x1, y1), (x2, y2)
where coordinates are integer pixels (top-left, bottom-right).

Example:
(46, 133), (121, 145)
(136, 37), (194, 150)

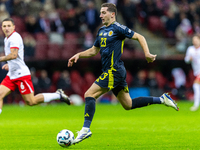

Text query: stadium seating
(84, 71), (96, 89)
(61, 43), (75, 59)
(121, 48), (134, 59)
(185, 70), (195, 88)
(51, 71), (61, 91)
(70, 70), (86, 98)
(148, 16), (165, 33)
(64, 33), (79, 48)
(155, 71), (167, 89)
(34, 33), (48, 41)
(11, 16), (26, 33)
(47, 43), (61, 60)
(126, 70), (133, 86)
(35, 41), (48, 60)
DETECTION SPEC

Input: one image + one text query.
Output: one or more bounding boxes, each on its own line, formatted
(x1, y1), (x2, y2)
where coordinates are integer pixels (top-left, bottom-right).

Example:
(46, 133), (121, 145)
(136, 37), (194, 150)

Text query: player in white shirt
(0, 18), (71, 114)
(185, 35), (200, 111)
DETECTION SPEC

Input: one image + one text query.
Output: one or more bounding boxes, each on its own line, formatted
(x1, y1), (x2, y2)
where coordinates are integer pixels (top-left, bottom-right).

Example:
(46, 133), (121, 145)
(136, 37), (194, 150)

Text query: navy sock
(83, 97), (96, 128)
(131, 97), (161, 109)
(131, 97), (153, 109)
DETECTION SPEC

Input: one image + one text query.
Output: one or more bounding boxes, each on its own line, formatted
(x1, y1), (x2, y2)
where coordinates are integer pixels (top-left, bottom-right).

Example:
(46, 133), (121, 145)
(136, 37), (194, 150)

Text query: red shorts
(1, 75), (34, 95)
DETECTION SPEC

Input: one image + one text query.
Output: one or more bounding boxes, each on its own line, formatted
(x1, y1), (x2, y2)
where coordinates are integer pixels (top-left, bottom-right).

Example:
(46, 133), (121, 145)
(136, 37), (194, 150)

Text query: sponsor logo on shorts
(21, 89), (26, 93)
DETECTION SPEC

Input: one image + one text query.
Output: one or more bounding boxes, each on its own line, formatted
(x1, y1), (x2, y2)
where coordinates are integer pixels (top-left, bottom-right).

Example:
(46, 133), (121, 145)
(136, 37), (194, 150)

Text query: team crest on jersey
(99, 32), (103, 36)
(108, 31), (113, 36)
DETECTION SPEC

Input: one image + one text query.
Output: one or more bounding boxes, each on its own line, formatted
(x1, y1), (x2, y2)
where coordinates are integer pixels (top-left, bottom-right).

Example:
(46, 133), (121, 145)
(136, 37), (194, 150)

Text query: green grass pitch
(0, 101), (200, 150)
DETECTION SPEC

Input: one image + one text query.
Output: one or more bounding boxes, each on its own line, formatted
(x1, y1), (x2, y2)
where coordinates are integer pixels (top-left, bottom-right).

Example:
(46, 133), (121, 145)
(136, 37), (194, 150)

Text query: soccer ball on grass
(57, 129), (74, 147)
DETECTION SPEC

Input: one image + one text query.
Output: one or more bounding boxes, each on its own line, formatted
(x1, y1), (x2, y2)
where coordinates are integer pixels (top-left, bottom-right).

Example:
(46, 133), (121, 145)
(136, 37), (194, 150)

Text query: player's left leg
(17, 75), (70, 105)
(116, 89), (156, 110)
(22, 89), (71, 106)
(116, 89), (179, 111)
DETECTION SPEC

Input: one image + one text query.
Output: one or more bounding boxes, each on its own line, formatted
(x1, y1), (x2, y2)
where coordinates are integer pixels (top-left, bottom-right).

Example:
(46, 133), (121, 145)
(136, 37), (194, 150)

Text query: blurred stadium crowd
(0, 0), (199, 104)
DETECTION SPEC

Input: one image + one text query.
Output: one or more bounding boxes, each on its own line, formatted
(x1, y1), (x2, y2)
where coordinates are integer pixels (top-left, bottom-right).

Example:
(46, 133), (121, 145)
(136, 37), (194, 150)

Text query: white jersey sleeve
(4, 31), (30, 79)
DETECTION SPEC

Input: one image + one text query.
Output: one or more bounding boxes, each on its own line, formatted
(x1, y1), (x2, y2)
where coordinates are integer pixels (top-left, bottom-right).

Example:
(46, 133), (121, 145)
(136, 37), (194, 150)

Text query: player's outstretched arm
(131, 32), (157, 63)
(68, 46), (100, 67)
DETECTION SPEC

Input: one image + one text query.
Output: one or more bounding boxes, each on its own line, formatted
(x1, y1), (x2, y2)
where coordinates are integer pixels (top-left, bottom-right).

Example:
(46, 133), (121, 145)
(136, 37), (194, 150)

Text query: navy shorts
(95, 65), (129, 97)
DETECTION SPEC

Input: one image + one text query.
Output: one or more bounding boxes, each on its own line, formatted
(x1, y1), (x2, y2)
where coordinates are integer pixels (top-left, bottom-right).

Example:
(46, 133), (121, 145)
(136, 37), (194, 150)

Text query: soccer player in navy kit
(68, 3), (179, 144)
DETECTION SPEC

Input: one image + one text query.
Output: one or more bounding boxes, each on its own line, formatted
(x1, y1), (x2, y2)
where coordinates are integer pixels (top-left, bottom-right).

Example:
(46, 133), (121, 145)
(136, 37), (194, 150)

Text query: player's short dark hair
(101, 3), (117, 16)
(2, 18), (15, 25)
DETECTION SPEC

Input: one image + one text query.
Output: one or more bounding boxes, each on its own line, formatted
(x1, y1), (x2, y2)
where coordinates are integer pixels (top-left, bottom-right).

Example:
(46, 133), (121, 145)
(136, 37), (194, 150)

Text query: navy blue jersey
(94, 21), (134, 72)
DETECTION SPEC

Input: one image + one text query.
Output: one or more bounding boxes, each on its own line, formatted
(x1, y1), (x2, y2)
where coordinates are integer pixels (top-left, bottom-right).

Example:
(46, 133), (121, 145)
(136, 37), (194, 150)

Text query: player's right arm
(68, 46), (100, 67)
(131, 32), (157, 63)
(0, 48), (18, 62)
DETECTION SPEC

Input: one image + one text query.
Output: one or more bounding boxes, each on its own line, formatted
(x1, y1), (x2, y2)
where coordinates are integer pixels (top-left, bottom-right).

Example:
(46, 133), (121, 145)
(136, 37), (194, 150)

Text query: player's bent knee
(122, 104), (132, 110)
(0, 93), (4, 99)
(84, 92), (90, 98)
(84, 91), (97, 99)
(25, 101), (33, 106)
(0, 90), (9, 99)
(119, 99), (132, 110)
(25, 100), (36, 106)
(124, 106), (131, 110)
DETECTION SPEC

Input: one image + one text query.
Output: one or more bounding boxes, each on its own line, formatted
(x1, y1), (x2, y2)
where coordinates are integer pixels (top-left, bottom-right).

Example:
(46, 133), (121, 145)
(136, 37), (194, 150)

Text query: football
(57, 129), (74, 147)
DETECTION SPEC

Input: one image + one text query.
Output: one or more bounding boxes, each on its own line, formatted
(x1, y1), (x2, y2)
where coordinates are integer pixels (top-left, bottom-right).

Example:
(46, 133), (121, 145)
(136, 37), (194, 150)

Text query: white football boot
(161, 93), (179, 111)
(73, 128), (92, 144)
(56, 89), (71, 105)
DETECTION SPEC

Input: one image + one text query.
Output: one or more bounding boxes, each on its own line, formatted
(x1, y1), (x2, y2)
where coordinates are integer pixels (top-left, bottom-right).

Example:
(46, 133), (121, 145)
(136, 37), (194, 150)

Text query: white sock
(81, 127), (89, 131)
(43, 93), (60, 103)
(0, 109), (2, 114)
(193, 83), (200, 107)
(159, 97), (164, 103)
